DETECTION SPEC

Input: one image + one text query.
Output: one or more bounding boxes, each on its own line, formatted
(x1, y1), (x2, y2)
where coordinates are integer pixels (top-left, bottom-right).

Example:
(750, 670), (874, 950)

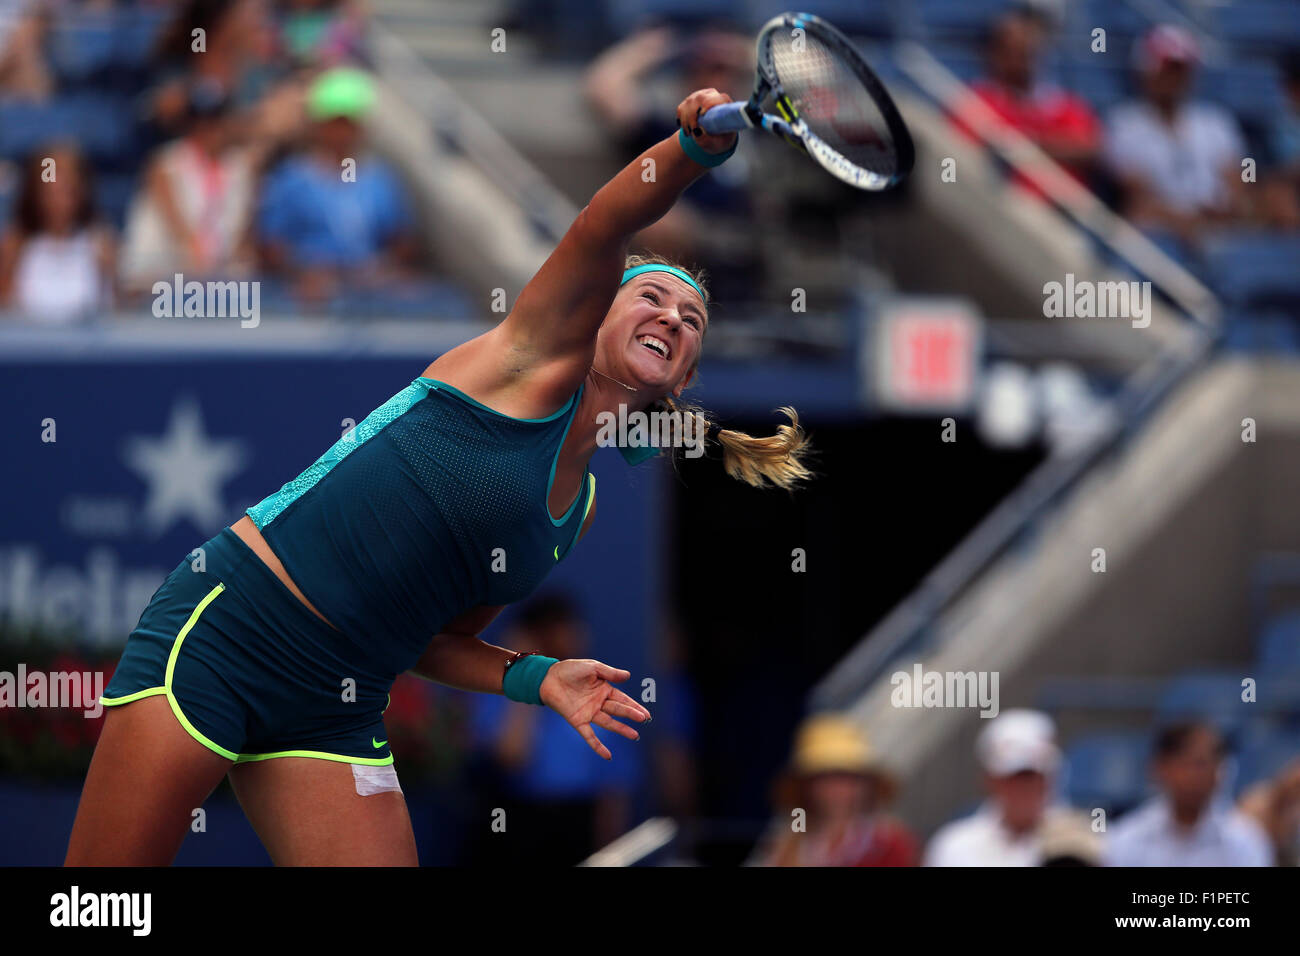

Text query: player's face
(598, 275), (707, 398)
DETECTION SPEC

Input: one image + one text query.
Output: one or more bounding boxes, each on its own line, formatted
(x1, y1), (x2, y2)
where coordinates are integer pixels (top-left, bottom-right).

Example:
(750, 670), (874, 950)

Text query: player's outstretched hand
(539, 659), (651, 760)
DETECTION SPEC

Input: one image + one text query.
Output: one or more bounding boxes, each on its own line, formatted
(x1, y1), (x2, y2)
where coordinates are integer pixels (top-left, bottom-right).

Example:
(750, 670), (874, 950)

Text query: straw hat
(787, 713), (898, 801)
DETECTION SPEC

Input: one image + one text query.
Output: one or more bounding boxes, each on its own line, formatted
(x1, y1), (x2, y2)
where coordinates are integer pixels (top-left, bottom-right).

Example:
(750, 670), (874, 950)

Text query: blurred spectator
(583, 25), (763, 305)
(647, 618), (700, 825)
(1038, 808), (1103, 866)
(0, 144), (114, 323)
(952, 8), (1101, 191)
(1105, 722), (1272, 867)
(255, 66), (422, 306)
(119, 78), (258, 292)
(149, 0), (281, 132)
(1256, 50), (1300, 229)
(1272, 51), (1300, 176)
(148, 0), (308, 154)
(0, 1), (53, 102)
(1239, 758), (1300, 867)
(277, 0), (367, 68)
(1104, 25), (1247, 239)
(467, 594), (637, 866)
(925, 709), (1099, 866)
(749, 713), (918, 867)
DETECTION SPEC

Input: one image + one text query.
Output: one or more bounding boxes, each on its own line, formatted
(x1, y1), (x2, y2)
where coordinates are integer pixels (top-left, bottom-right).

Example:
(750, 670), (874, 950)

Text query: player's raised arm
(498, 89), (737, 364)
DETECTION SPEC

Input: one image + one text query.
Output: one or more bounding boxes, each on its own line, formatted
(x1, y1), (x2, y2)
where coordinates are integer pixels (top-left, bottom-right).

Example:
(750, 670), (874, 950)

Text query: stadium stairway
(826, 357), (1300, 835)
(364, 4), (580, 306)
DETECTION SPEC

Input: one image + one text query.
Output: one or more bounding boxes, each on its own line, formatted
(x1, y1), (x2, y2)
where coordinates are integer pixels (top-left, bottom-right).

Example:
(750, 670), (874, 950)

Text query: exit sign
(865, 300), (981, 411)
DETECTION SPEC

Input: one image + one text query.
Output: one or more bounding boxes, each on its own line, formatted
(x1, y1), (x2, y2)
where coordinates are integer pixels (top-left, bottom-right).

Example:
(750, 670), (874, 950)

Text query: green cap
(307, 67), (375, 121)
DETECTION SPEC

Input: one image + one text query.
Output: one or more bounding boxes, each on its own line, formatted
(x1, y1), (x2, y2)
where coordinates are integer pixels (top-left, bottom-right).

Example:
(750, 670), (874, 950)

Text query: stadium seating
(1236, 729), (1299, 790)
(1157, 671), (1256, 733)
(46, 6), (168, 91)
(915, 0), (1007, 40)
(1223, 311), (1300, 354)
(1062, 731), (1151, 813)
(1257, 610), (1300, 677)
(1203, 232), (1300, 314)
(607, 0), (744, 35)
(1207, 0), (1300, 53)
(46, 20), (119, 88)
(748, 0), (899, 37)
(94, 171), (140, 232)
(1087, 0), (1156, 38)
(1195, 62), (1287, 127)
(0, 94), (140, 169)
(1061, 63), (1128, 113)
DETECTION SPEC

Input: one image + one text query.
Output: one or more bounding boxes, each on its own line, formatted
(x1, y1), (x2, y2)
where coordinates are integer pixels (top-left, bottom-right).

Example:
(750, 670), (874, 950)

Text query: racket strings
(768, 32), (898, 176)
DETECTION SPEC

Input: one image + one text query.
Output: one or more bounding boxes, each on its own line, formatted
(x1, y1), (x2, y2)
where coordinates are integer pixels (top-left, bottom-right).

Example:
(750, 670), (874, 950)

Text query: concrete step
(373, 0), (543, 73)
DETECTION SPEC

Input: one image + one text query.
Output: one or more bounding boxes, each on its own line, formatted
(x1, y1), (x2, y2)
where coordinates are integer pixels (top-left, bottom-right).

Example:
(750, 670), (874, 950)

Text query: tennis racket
(699, 11), (914, 191)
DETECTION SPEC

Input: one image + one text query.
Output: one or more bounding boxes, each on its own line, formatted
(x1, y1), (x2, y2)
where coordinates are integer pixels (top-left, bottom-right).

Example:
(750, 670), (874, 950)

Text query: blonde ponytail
(662, 396), (814, 491)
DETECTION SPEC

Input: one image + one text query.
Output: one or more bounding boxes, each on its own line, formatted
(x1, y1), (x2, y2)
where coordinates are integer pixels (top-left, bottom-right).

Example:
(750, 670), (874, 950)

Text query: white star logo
(121, 395), (250, 537)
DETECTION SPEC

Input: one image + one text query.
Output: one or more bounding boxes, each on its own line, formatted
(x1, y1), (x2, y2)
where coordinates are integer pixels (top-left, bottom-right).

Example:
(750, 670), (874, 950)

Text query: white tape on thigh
(352, 762), (402, 796)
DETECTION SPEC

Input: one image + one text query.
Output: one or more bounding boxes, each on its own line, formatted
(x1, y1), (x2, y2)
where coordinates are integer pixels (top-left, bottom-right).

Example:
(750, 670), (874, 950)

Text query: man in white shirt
(1105, 722), (1273, 867)
(925, 709), (1099, 866)
(1104, 25), (1246, 236)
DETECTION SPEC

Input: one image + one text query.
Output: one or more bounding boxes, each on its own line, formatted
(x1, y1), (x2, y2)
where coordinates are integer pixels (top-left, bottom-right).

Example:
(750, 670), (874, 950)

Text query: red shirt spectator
(951, 9), (1102, 196)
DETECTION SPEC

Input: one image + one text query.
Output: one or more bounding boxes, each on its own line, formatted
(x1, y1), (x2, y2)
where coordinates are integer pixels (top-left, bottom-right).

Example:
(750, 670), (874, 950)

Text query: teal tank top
(244, 376), (595, 676)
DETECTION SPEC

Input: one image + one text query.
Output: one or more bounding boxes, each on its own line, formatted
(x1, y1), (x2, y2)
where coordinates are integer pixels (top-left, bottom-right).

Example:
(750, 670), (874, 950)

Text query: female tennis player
(66, 87), (811, 866)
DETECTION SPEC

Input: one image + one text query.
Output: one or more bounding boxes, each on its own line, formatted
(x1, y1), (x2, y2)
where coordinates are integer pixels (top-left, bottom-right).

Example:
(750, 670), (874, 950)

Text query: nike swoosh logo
(554, 545), (560, 560)
(372, 737), (387, 749)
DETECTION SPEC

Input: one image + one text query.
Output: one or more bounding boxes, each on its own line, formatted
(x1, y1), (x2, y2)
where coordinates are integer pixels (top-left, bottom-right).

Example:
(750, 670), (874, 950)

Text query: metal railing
(367, 19), (579, 243)
(810, 37), (1224, 710)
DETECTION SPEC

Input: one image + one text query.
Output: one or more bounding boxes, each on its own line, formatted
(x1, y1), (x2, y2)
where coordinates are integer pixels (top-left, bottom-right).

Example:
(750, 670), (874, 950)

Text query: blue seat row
(0, 95), (145, 169)
(1203, 232), (1300, 312)
(44, 8), (170, 87)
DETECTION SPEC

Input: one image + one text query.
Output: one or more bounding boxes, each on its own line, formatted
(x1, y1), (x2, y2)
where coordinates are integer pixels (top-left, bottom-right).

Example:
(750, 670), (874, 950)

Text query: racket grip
(699, 101), (752, 134)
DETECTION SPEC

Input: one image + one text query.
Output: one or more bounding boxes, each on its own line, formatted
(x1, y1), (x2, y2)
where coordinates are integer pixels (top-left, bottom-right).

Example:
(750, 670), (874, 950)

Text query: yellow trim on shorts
(163, 581), (240, 761)
(107, 580), (396, 767)
(235, 749), (394, 766)
(101, 686), (168, 706)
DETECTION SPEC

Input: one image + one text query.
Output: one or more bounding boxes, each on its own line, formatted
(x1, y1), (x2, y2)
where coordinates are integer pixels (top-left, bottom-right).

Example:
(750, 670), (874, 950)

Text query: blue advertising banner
(0, 348), (662, 690)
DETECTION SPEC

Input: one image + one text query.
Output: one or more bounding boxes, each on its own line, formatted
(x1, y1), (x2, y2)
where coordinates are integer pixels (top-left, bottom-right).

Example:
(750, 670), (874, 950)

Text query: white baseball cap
(977, 709), (1061, 777)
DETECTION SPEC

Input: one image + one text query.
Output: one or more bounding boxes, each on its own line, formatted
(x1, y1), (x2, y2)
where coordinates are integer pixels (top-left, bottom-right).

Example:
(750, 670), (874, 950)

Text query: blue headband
(620, 264), (706, 305)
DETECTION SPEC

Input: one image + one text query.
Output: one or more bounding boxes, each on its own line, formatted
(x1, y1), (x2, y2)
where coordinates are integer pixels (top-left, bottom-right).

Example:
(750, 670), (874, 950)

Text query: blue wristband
(678, 126), (737, 168)
(503, 654), (559, 705)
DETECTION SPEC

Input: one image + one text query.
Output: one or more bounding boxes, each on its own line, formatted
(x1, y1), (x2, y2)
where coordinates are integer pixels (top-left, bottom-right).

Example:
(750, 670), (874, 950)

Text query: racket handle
(699, 101), (753, 134)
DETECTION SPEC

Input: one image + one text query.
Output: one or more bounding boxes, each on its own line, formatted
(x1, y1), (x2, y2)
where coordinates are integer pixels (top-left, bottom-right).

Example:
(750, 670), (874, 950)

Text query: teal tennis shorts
(102, 527), (395, 765)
